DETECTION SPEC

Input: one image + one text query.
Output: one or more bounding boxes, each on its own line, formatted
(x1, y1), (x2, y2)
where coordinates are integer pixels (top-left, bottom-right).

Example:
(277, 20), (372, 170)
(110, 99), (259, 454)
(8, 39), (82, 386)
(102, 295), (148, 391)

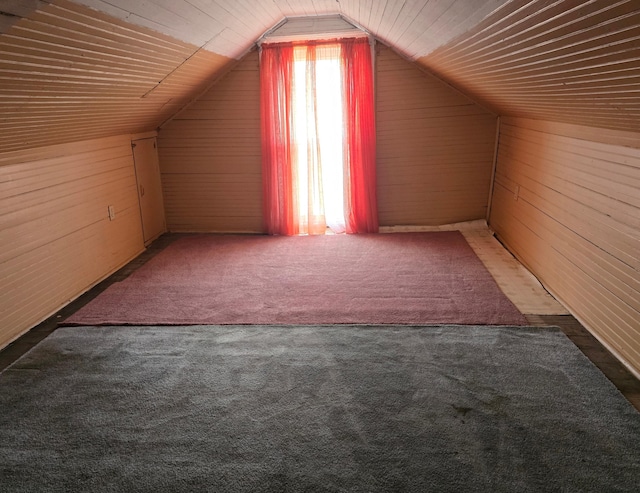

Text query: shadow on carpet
(1, 325), (638, 492)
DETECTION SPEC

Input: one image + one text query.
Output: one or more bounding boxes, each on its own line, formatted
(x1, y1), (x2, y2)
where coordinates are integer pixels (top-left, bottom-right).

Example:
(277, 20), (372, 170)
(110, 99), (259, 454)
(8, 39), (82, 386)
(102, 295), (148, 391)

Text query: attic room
(1, 0), (639, 490)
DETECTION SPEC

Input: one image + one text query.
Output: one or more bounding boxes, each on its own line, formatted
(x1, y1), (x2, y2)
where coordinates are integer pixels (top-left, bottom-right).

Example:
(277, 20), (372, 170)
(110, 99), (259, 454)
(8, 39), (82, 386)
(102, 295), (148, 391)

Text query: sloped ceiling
(1, 0), (639, 154)
(0, 0), (232, 153)
(421, 0), (640, 133)
(68, 0), (511, 60)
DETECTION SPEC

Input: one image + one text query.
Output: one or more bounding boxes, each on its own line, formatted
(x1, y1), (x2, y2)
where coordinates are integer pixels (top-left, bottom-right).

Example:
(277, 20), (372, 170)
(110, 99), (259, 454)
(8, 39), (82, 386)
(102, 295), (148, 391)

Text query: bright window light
(293, 45), (345, 233)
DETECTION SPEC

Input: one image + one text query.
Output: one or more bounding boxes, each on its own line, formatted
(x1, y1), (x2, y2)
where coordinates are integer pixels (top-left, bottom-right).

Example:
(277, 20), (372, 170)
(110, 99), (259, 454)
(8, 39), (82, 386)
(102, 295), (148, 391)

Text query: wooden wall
(159, 44), (497, 231)
(490, 117), (640, 375)
(376, 45), (497, 225)
(158, 51), (263, 233)
(0, 135), (146, 349)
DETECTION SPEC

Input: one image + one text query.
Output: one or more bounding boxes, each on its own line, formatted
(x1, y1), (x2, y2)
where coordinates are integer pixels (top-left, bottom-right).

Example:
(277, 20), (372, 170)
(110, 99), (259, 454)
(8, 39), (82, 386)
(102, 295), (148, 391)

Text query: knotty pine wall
(490, 117), (640, 375)
(0, 135), (147, 349)
(158, 44), (497, 231)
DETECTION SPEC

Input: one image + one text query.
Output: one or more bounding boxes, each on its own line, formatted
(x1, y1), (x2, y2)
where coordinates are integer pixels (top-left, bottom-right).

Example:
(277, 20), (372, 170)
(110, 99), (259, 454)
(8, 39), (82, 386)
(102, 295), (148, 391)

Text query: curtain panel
(341, 38), (378, 234)
(259, 44), (298, 235)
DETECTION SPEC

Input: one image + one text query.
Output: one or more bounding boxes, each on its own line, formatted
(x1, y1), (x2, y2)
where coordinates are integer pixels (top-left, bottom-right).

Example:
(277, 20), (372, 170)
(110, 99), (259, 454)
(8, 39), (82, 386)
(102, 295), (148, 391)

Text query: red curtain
(341, 38), (378, 234)
(260, 44), (298, 235)
(260, 38), (378, 235)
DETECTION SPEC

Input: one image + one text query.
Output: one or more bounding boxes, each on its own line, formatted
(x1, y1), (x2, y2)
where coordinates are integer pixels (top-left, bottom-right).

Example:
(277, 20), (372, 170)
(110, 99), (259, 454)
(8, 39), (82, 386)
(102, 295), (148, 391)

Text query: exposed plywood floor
(1, 229), (638, 411)
(460, 227), (569, 316)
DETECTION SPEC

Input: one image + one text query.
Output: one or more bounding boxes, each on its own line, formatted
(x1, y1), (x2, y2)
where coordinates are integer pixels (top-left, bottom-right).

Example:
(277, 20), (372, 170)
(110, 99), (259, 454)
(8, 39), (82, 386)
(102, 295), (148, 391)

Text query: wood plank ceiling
(1, 0), (639, 154)
(421, 0), (640, 133)
(0, 0), (232, 153)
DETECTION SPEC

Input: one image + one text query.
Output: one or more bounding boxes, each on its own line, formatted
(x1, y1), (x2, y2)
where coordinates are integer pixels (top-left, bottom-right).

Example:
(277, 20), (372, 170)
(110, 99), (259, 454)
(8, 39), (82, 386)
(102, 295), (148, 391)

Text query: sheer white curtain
(292, 43), (345, 234)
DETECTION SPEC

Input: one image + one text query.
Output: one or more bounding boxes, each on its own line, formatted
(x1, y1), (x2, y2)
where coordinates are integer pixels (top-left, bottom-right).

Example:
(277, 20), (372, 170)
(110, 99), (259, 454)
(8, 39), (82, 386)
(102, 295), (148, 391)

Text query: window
(293, 44), (345, 233)
(260, 38), (378, 236)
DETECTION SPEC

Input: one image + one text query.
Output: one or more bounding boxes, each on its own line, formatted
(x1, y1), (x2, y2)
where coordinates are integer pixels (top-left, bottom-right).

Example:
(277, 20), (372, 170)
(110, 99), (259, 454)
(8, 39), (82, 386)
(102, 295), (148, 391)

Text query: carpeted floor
(1, 325), (639, 492)
(63, 232), (528, 326)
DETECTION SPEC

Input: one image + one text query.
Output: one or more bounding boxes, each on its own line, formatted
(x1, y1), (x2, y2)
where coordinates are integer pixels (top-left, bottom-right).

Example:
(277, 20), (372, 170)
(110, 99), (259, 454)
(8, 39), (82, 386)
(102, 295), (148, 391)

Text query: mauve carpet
(1, 325), (639, 492)
(64, 232), (527, 326)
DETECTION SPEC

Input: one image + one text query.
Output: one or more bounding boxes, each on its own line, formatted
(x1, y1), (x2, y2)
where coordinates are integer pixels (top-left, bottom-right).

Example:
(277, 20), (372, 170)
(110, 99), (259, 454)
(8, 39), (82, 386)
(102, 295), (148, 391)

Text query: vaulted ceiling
(1, 0), (639, 154)
(67, 0), (512, 60)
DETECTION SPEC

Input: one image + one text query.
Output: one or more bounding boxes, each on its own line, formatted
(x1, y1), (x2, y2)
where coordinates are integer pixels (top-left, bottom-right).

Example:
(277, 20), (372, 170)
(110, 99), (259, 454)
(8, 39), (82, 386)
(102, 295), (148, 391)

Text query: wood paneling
(159, 45), (497, 232)
(0, 0), (232, 154)
(376, 45), (497, 226)
(490, 117), (640, 375)
(420, 0), (640, 133)
(5, 1), (639, 155)
(6, 1), (638, 154)
(0, 134), (145, 349)
(158, 50), (263, 233)
(72, 1), (511, 59)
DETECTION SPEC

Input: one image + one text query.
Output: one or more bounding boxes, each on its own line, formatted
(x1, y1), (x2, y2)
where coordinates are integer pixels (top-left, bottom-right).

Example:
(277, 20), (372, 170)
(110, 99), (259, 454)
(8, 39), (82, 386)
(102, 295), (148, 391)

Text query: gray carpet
(1, 325), (639, 492)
